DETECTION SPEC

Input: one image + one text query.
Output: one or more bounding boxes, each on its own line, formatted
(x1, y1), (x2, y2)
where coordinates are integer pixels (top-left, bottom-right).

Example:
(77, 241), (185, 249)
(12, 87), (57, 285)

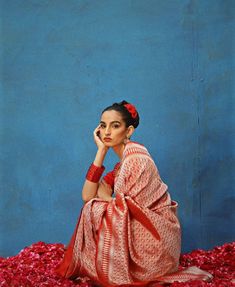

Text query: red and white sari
(56, 141), (212, 286)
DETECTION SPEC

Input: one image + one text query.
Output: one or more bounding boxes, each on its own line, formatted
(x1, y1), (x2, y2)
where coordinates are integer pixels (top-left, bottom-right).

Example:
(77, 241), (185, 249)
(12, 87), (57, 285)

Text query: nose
(105, 127), (111, 135)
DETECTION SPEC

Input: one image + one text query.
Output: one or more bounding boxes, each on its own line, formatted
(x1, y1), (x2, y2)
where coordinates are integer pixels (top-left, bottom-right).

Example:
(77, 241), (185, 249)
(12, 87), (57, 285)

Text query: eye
(100, 124), (105, 129)
(113, 124), (120, 128)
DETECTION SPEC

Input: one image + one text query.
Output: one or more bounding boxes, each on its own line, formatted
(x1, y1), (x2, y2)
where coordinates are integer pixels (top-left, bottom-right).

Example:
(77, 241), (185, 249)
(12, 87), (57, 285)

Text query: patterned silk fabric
(56, 141), (212, 286)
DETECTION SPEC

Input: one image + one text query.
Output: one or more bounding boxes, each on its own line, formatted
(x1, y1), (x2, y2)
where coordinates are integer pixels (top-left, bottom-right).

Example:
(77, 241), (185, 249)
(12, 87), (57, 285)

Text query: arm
(97, 162), (120, 201)
(82, 125), (109, 202)
(82, 147), (108, 202)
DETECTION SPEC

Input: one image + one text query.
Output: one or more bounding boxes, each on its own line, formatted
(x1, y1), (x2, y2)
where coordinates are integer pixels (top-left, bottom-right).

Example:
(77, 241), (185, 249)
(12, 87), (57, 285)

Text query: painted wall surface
(1, 0), (234, 257)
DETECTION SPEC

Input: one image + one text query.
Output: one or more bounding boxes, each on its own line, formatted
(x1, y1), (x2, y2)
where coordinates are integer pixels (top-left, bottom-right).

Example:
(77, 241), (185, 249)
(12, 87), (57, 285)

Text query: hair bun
(102, 100), (140, 129)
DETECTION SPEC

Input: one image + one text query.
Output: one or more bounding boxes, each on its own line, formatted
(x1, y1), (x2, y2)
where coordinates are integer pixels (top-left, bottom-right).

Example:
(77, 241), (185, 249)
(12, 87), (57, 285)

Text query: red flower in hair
(124, 104), (138, 119)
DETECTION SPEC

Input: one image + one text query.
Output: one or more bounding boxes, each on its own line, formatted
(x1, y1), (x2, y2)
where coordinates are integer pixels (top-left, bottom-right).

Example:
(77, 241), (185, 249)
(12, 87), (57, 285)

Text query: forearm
(82, 148), (108, 202)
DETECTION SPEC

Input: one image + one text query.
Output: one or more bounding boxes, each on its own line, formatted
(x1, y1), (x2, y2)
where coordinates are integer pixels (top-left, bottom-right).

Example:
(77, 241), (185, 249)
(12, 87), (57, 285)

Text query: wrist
(86, 163), (105, 183)
(94, 148), (108, 167)
(97, 146), (109, 154)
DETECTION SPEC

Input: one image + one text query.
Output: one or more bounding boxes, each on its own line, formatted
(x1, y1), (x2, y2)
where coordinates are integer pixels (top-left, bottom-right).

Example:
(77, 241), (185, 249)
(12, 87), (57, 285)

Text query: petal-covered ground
(0, 241), (234, 286)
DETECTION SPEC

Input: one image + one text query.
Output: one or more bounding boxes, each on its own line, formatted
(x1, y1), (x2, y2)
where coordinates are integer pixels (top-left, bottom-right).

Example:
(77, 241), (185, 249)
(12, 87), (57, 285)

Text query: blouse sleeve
(102, 162), (121, 189)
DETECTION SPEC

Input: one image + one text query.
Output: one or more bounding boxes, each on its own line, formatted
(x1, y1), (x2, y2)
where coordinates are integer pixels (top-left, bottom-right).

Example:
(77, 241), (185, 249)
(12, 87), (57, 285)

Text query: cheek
(115, 130), (126, 139)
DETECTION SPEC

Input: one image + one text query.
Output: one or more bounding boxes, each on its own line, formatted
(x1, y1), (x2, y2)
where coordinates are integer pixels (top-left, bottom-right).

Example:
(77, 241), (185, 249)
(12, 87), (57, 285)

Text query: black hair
(101, 100), (139, 128)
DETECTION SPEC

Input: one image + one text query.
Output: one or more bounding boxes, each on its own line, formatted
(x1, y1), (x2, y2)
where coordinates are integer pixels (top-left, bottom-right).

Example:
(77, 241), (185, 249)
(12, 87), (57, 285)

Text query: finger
(94, 129), (100, 138)
(94, 126), (99, 134)
(100, 180), (107, 187)
(94, 125), (100, 133)
(100, 180), (111, 189)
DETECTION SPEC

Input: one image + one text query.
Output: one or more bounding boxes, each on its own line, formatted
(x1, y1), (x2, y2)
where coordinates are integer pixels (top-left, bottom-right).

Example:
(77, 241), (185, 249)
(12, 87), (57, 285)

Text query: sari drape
(56, 141), (212, 286)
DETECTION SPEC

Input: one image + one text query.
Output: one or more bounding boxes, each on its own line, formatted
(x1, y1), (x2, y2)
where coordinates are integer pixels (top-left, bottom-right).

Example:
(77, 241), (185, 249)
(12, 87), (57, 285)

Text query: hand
(97, 180), (113, 202)
(93, 125), (109, 151)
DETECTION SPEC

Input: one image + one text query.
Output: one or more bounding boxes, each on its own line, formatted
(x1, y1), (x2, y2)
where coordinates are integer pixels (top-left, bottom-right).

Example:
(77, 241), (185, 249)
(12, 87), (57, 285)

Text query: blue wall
(1, 0), (234, 257)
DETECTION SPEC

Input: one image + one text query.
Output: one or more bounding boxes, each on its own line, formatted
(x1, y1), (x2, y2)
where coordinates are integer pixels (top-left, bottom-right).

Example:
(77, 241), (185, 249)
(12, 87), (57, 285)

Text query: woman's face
(99, 110), (130, 147)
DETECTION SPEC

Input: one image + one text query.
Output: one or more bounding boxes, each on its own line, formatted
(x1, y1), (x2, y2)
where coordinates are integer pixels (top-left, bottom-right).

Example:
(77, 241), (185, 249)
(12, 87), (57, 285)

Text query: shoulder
(123, 141), (152, 161)
(120, 142), (158, 178)
(127, 140), (145, 147)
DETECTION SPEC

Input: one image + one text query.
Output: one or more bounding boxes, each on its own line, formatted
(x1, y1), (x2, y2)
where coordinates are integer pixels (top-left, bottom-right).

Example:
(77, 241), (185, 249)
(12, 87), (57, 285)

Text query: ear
(127, 125), (135, 138)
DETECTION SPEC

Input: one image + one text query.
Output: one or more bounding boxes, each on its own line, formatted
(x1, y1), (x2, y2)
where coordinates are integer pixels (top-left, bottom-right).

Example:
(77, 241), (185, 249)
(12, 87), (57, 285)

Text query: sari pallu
(56, 141), (212, 286)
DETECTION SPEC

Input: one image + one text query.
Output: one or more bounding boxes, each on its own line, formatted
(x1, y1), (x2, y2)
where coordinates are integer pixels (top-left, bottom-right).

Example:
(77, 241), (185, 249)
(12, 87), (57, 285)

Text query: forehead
(100, 110), (124, 123)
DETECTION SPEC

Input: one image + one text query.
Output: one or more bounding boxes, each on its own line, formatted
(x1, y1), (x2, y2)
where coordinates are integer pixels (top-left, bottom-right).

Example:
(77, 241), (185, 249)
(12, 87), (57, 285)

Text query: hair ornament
(124, 103), (138, 119)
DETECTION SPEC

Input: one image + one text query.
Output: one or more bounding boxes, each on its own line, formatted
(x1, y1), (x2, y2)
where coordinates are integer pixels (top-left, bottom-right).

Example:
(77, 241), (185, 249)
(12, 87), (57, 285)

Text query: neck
(112, 143), (126, 160)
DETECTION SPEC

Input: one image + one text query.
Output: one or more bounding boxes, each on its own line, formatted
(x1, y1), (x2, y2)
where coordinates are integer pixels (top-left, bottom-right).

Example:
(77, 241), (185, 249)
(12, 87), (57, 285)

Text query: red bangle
(86, 163), (105, 183)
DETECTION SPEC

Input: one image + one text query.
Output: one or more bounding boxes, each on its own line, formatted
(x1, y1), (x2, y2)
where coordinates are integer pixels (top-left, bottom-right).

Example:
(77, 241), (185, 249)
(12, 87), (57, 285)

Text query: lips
(104, 137), (112, 141)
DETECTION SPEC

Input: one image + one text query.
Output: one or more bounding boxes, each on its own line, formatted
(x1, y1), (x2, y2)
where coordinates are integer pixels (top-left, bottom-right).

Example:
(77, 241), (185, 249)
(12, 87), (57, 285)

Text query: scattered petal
(0, 241), (234, 286)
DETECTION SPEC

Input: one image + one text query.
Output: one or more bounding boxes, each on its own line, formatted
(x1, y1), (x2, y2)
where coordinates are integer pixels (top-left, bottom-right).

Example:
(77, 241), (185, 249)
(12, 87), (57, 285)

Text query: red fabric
(55, 142), (184, 285)
(102, 162), (121, 188)
(1, 144), (233, 286)
(102, 170), (115, 187)
(0, 241), (234, 286)
(86, 163), (105, 183)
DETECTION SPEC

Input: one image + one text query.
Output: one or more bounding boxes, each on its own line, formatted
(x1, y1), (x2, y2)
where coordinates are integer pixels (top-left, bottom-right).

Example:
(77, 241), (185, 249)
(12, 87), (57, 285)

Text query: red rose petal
(0, 241), (234, 286)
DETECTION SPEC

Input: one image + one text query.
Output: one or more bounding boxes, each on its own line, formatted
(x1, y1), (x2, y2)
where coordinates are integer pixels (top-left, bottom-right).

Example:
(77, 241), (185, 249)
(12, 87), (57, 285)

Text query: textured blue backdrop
(1, 0), (234, 257)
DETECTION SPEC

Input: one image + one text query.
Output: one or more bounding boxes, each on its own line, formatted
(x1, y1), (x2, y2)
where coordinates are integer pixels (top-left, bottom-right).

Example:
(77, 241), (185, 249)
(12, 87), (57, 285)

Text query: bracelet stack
(86, 163), (105, 183)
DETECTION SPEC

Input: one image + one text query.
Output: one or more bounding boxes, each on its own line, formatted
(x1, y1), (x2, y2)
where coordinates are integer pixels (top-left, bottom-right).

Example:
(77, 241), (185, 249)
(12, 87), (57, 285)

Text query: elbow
(82, 189), (98, 202)
(82, 182), (99, 202)
(82, 193), (93, 202)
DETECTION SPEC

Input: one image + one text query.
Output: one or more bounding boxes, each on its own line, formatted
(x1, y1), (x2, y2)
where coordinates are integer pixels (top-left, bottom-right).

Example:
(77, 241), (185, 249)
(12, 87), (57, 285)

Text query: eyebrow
(100, 121), (121, 124)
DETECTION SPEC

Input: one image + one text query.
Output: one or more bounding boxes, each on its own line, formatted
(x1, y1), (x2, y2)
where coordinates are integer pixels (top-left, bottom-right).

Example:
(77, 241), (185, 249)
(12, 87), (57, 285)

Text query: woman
(56, 101), (212, 286)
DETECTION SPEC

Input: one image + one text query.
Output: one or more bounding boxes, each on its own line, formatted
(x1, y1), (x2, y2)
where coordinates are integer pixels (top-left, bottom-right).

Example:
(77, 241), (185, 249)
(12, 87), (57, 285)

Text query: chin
(103, 141), (113, 147)
(103, 141), (117, 148)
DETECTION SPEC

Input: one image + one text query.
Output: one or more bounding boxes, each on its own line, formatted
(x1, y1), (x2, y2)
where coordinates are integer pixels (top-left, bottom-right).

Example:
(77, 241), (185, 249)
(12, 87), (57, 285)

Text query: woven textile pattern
(56, 142), (212, 286)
